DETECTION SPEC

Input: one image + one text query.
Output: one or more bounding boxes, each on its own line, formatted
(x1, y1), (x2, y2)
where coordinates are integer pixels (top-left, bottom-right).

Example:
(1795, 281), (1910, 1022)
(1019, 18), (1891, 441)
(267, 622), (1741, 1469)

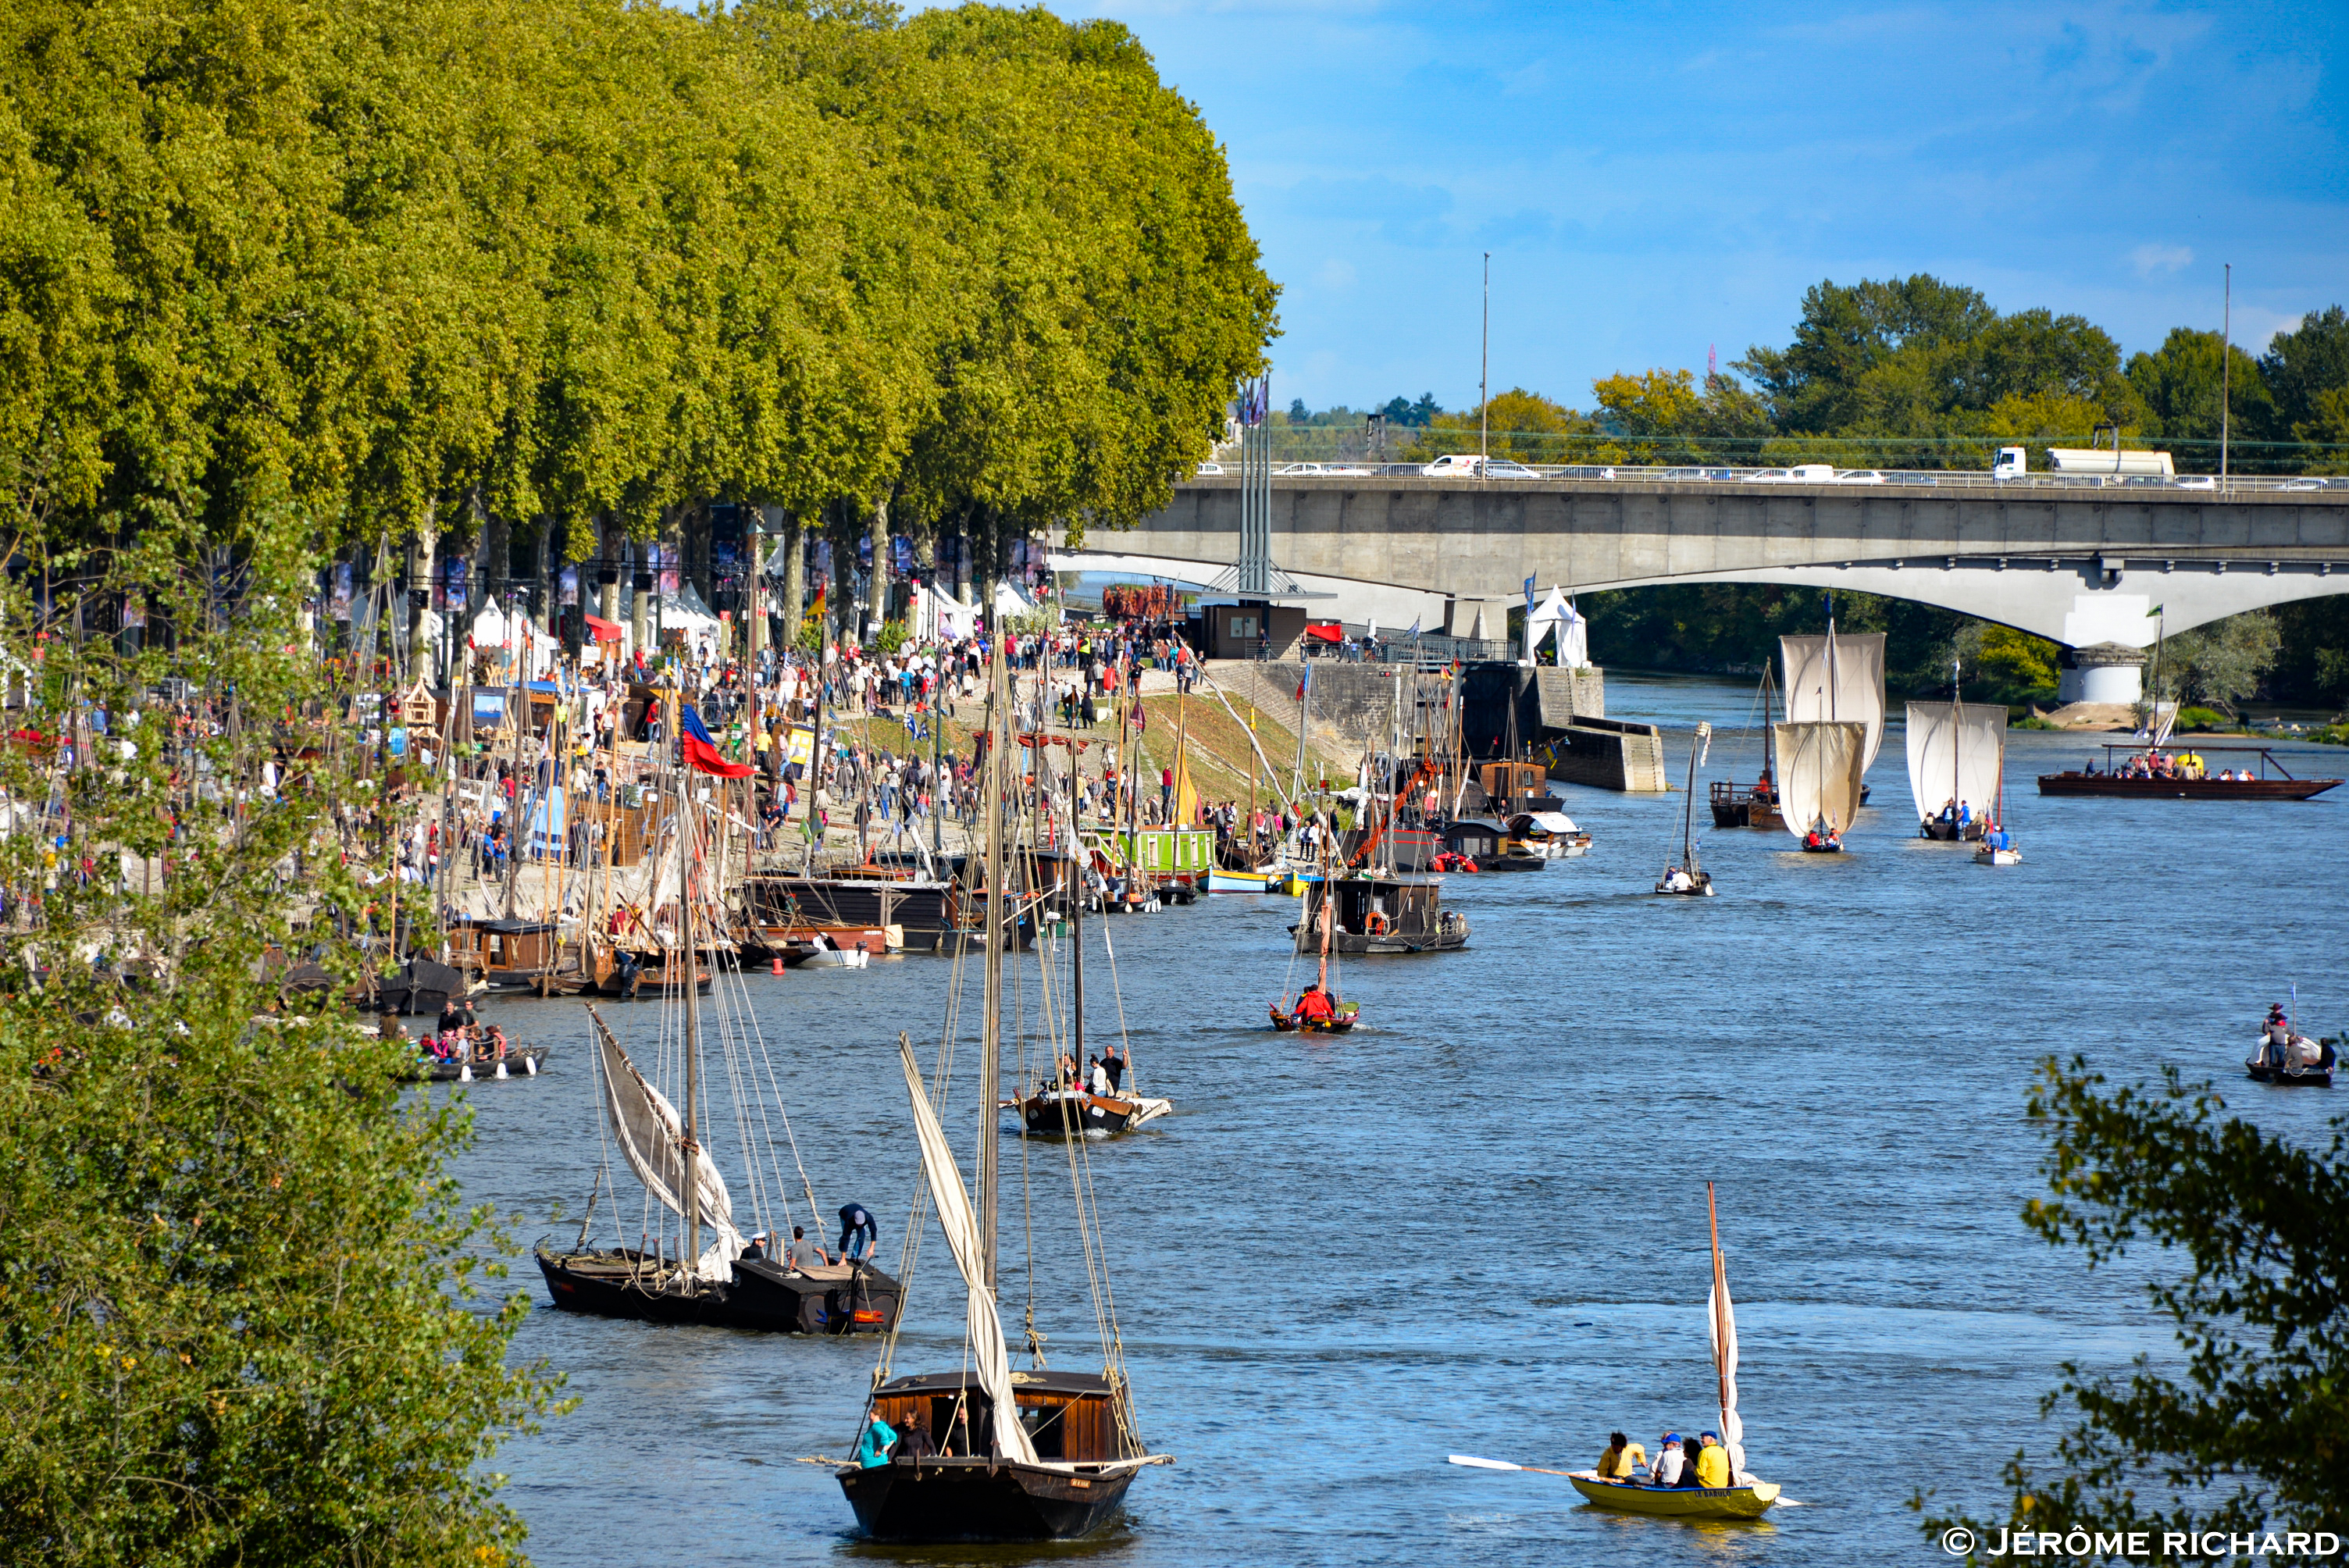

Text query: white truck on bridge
(1994, 445), (2177, 482)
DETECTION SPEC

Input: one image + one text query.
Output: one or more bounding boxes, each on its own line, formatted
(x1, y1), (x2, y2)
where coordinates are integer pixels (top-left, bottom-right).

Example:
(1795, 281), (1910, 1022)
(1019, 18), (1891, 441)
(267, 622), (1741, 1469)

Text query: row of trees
(1, 0), (1278, 569)
(1398, 276), (2349, 474)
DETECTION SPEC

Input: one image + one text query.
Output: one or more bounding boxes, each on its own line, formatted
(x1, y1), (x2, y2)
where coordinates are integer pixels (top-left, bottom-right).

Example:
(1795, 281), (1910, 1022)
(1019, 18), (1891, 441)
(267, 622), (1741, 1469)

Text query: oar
(1449, 1454), (1581, 1478)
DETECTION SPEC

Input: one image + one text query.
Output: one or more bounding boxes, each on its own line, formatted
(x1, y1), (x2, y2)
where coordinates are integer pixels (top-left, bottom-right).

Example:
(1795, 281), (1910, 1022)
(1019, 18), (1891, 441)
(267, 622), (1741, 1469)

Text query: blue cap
(1663, 1432), (1679, 1443)
(1701, 1431), (1720, 1441)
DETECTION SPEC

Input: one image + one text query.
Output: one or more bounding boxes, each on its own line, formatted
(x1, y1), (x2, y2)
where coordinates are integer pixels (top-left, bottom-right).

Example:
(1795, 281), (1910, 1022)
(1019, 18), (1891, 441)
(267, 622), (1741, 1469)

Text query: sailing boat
(1453, 1183), (1780, 1519)
(1020, 737), (1173, 1137)
(536, 691), (898, 1336)
(1656, 722), (1716, 896)
(1709, 668), (1784, 831)
(1272, 836), (1362, 1030)
(1780, 614), (1884, 812)
(1906, 661), (2007, 843)
(1774, 715), (1865, 853)
(839, 641), (1173, 1544)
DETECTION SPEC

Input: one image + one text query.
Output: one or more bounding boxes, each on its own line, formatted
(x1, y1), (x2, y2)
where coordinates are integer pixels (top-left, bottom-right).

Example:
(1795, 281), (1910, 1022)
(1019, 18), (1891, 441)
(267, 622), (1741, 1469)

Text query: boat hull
(1018, 1089), (1172, 1137)
(401, 1046), (550, 1082)
(533, 1247), (900, 1334)
(2247, 1063), (2333, 1087)
(1206, 870), (1278, 893)
(1918, 818), (1985, 841)
(839, 1457), (1134, 1543)
(1290, 927), (1470, 955)
(2036, 773), (2340, 800)
(1565, 1472), (1780, 1520)
(1270, 1003), (1359, 1034)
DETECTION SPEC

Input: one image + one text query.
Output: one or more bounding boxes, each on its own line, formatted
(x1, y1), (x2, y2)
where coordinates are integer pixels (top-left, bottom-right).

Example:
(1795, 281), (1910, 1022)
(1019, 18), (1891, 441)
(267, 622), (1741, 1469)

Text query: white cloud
(2130, 243), (2194, 278)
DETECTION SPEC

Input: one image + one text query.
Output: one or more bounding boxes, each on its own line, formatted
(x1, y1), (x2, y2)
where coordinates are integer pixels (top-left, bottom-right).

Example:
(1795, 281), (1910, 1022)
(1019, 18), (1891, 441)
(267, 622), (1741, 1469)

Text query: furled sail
(1708, 1265), (1748, 1481)
(1773, 721), (1866, 839)
(1903, 701), (2008, 825)
(1781, 633), (1887, 773)
(593, 1017), (743, 1281)
(896, 1036), (1041, 1466)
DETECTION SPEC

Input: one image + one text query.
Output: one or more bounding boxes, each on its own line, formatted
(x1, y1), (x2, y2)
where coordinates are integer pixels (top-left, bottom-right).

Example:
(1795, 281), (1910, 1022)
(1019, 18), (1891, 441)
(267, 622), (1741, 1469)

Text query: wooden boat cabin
(1292, 875), (1469, 954)
(744, 875), (959, 952)
(1472, 761), (1568, 814)
(1505, 810), (1591, 857)
(448, 918), (561, 990)
(865, 1369), (1140, 1466)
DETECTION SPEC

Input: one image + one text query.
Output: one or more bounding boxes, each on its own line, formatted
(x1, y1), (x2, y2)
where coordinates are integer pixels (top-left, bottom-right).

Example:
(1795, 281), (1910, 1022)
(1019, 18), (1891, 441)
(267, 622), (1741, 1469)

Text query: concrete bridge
(1056, 473), (2349, 700)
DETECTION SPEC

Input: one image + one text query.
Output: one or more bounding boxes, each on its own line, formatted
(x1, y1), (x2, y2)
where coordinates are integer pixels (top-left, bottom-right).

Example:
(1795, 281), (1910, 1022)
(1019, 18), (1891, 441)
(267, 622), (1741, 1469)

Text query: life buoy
(1364, 911), (1391, 935)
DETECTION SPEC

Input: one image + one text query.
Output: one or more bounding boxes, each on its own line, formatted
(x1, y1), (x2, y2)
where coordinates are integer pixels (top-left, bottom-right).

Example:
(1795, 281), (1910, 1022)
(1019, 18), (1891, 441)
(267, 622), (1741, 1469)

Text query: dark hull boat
(401, 1045), (551, 1082)
(534, 1245), (900, 1334)
(1269, 1005), (1357, 1034)
(1018, 1087), (1171, 1137)
(1287, 875), (1469, 956)
(2038, 743), (2340, 800)
(840, 1369), (1160, 1544)
(841, 1456), (1133, 1543)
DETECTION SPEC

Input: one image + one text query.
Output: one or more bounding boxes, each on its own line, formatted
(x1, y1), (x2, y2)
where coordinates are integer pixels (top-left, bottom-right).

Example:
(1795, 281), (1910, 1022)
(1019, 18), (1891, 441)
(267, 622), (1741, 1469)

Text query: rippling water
(447, 673), (2349, 1567)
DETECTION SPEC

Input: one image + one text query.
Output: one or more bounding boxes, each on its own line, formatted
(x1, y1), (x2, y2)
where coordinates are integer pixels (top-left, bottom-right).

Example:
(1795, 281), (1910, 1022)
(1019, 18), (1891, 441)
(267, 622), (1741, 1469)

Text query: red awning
(584, 614), (625, 643)
(1303, 622), (1343, 643)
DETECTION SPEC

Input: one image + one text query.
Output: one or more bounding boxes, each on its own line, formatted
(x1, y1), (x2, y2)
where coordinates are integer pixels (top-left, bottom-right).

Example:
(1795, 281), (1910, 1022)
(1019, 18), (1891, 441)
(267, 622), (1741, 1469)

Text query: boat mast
(978, 634), (1006, 1293)
(675, 687), (700, 1272)
(1066, 744), (1084, 1064)
(1951, 657), (1962, 818)
(1708, 1181), (1732, 1451)
(1682, 729), (1699, 867)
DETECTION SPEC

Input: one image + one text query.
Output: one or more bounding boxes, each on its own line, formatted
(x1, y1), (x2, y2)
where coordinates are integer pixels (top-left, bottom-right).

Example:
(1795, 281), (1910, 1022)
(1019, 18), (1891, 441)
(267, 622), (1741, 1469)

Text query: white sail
(1706, 1274), (1748, 1481)
(1904, 701), (2009, 825)
(896, 1036), (1040, 1466)
(594, 1021), (743, 1281)
(1781, 633), (1887, 773)
(1773, 721), (1866, 839)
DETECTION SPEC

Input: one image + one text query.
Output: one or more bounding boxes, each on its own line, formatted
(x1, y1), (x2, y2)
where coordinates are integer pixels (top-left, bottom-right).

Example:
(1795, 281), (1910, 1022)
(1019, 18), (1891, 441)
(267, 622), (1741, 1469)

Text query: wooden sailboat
(1453, 1185), (1781, 1520)
(1780, 615), (1884, 812)
(1710, 667), (1784, 830)
(839, 643), (1171, 1544)
(1906, 661), (2005, 842)
(536, 691), (898, 1336)
(1775, 716), (1865, 853)
(1655, 722), (1716, 896)
(1272, 839), (1361, 1032)
(1021, 732), (1172, 1137)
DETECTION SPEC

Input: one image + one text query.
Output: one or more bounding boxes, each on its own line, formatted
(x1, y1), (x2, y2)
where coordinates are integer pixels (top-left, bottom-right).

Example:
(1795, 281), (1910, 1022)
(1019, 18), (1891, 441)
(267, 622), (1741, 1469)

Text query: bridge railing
(1197, 461), (2349, 497)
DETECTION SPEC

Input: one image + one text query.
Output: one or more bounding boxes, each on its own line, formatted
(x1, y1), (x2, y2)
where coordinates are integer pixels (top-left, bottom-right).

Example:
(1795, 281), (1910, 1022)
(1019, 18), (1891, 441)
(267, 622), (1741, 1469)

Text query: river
(447, 672), (2349, 1566)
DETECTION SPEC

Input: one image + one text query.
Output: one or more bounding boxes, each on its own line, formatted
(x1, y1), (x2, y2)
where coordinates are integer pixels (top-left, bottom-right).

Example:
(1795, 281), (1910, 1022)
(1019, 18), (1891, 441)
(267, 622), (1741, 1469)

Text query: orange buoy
(770, 957), (786, 976)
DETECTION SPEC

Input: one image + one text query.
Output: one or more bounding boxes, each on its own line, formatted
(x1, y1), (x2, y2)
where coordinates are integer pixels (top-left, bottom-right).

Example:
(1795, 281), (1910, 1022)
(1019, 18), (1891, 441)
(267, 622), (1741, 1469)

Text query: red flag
(681, 704), (755, 778)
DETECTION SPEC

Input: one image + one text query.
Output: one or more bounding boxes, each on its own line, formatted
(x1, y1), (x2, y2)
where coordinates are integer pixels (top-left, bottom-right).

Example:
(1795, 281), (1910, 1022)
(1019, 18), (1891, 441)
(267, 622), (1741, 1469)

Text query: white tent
(1525, 587), (1589, 668)
(914, 580), (975, 641)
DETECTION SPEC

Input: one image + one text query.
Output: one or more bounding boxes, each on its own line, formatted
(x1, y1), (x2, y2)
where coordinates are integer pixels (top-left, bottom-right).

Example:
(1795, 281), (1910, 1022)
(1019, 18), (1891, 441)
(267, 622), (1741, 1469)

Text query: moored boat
(2037, 743), (2340, 800)
(1289, 874), (1469, 954)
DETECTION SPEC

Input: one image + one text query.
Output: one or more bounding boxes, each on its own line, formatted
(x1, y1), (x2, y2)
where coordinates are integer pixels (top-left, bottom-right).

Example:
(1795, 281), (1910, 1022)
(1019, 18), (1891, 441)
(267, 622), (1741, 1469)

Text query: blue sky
(1050, 0), (2349, 414)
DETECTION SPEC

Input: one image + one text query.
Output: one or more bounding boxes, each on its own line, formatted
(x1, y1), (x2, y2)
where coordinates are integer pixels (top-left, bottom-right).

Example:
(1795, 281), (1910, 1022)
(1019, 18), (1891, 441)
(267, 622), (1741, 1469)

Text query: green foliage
(0, 526), (562, 1563)
(2157, 611), (2283, 718)
(2173, 705), (2232, 731)
(2262, 306), (2349, 448)
(1920, 1059), (2349, 1556)
(0, 0), (1276, 559)
(2125, 329), (2274, 449)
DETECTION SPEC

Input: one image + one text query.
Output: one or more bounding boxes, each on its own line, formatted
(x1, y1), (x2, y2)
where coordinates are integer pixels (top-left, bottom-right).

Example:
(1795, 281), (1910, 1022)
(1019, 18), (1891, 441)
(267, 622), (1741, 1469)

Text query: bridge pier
(2057, 642), (2147, 705)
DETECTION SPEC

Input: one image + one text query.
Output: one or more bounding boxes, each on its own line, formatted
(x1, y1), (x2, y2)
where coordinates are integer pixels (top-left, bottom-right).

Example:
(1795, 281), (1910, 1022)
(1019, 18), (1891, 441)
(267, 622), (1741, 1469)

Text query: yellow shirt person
(1695, 1438), (1730, 1488)
(1598, 1436), (1647, 1479)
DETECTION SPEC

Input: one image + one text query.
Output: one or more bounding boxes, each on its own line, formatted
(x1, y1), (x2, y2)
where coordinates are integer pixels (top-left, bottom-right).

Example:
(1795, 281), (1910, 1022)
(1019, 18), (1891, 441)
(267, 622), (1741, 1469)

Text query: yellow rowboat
(1564, 1470), (1780, 1520)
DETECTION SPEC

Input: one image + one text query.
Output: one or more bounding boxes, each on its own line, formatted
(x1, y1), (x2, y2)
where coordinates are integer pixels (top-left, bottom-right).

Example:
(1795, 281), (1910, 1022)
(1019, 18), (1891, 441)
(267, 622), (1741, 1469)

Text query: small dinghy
(2247, 1033), (2336, 1087)
(800, 935), (872, 970)
(1656, 725), (1718, 896)
(1451, 1184), (1784, 1523)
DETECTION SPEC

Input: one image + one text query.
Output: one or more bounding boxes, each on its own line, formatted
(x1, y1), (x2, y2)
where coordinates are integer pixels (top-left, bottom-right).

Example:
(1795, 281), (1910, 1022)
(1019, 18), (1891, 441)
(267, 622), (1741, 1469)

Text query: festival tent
(1525, 587), (1589, 668)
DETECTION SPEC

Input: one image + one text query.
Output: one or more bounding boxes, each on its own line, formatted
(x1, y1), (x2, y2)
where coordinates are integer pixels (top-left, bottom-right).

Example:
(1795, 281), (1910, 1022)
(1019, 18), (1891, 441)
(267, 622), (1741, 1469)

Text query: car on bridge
(1420, 454), (1542, 479)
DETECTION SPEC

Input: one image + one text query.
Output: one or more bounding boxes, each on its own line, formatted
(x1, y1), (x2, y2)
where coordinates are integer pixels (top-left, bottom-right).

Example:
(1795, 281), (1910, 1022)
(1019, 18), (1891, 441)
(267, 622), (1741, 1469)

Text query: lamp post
(1479, 251), (1490, 476)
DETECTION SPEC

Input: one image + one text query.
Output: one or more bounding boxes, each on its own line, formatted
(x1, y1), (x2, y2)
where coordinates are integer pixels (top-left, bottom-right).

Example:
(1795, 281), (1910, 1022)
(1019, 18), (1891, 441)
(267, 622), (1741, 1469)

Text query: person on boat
(1087, 1055), (1112, 1096)
(1752, 768), (1775, 804)
(838, 1203), (878, 1264)
(1102, 1041), (1126, 1094)
(787, 1224), (827, 1270)
(854, 1410), (898, 1468)
(1597, 1432), (1645, 1481)
(1293, 983), (1337, 1027)
(1674, 1437), (1706, 1488)
(1650, 1433), (1684, 1486)
(1802, 825), (1826, 850)
(486, 1025), (510, 1061)
(1695, 1432), (1730, 1488)
(895, 1413), (936, 1462)
(1937, 799), (1957, 827)
(1957, 800), (1973, 830)
(2265, 1003), (2291, 1049)
(740, 1231), (767, 1262)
